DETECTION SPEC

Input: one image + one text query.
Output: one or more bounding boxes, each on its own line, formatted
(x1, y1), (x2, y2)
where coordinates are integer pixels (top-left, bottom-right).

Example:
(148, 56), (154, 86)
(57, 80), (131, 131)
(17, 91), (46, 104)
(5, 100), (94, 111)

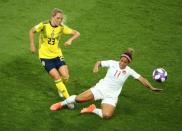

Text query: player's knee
(62, 75), (69, 82)
(102, 112), (113, 119)
(75, 96), (86, 103)
(53, 75), (61, 80)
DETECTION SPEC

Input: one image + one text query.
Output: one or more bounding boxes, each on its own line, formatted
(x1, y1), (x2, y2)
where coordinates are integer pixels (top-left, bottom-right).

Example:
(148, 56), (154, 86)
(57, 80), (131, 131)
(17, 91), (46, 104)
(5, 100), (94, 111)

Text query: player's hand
(93, 66), (99, 73)
(30, 45), (36, 53)
(93, 61), (101, 73)
(64, 40), (72, 47)
(151, 87), (163, 92)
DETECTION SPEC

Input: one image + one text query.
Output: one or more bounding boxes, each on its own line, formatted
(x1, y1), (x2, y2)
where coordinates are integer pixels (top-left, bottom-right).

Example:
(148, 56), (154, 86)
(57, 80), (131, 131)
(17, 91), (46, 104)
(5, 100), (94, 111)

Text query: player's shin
(55, 79), (70, 98)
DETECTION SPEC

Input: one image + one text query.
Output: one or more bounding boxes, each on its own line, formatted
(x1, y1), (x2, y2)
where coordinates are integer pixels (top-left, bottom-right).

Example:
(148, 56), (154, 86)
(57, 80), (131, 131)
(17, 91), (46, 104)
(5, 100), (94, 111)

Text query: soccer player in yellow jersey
(29, 8), (80, 107)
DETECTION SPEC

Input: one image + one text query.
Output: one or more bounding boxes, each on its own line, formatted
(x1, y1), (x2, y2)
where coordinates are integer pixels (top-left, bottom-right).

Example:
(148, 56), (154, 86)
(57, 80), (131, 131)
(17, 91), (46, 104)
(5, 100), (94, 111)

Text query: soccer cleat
(80, 104), (96, 113)
(50, 102), (63, 111)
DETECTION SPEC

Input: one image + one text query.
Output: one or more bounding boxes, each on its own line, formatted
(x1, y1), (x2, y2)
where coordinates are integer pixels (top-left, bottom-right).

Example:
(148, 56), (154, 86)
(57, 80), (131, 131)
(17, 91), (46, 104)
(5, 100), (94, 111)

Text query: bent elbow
(73, 30), (80, 37)
(76, 31), (80, 37)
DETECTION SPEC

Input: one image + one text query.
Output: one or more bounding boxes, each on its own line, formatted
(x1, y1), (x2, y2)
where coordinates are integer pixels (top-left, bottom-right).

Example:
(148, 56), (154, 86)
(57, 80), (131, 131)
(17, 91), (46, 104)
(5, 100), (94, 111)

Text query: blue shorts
(40, 57), (66, 73)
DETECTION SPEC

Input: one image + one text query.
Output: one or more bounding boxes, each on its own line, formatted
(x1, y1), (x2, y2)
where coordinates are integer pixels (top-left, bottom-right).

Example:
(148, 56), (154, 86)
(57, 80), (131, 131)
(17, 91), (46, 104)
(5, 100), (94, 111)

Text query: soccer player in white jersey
(50, 48), (163, 119)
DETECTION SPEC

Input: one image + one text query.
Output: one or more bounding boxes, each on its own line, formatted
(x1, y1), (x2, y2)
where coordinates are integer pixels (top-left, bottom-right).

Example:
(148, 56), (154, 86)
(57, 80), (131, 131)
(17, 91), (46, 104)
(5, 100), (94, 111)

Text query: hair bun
(127, 48), (134, 54)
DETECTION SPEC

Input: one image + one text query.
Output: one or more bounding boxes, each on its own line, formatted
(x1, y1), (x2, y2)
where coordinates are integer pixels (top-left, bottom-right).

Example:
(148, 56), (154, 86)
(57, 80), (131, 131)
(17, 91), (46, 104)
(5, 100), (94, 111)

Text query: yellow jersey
(34, 20), (73, 59)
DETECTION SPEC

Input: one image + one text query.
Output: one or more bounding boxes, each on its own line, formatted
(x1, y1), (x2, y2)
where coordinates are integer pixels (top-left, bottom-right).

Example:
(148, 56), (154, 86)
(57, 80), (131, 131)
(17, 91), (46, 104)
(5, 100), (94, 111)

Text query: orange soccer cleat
(50, 102), (63, 111)
(80, 104), (96, 113)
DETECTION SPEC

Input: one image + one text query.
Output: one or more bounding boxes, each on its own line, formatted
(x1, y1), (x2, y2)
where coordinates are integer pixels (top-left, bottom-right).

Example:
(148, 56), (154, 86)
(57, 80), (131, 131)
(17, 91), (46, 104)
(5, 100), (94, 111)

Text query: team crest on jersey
(122, 70), (126, 74)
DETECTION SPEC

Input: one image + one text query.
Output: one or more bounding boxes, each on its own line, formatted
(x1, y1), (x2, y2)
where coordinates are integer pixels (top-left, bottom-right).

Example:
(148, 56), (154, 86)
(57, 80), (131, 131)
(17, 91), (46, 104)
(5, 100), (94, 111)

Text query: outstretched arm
(93, 61), (102, 73)
(137, 76), (163, 92)
(29, 27), (37, 53)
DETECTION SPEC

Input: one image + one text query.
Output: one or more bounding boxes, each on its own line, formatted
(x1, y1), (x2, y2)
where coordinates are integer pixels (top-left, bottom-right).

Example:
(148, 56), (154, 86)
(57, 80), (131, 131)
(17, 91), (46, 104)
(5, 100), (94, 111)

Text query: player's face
(52, 13), (63, 26)
(119, 57), (129, 69)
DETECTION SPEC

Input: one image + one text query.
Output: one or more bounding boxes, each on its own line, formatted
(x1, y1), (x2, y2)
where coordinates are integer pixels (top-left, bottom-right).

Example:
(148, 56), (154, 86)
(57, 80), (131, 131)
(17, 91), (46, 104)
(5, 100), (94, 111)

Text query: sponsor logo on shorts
(60, 57), (64, 61)
(41, 61), (45, 66)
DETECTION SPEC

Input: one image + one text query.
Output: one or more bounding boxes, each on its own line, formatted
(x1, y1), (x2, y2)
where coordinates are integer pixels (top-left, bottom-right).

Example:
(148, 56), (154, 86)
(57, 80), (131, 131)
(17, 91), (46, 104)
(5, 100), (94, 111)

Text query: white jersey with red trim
(94, 60), (140, 97)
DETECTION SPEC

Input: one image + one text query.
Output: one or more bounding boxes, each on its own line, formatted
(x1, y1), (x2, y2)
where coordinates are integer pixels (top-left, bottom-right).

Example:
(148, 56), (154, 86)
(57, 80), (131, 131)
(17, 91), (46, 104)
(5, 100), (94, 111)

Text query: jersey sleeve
(101, 60), (114, 68)
(129, 68), (141, 79)
(63, 25), (73, 34)
(34, 22), (44, 32)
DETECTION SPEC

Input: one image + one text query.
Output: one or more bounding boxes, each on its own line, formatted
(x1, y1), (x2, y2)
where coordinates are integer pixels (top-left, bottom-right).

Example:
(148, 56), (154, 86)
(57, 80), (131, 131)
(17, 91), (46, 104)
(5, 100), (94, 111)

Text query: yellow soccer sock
(55, 79), (70, 98)
(61, 77), (68, 84)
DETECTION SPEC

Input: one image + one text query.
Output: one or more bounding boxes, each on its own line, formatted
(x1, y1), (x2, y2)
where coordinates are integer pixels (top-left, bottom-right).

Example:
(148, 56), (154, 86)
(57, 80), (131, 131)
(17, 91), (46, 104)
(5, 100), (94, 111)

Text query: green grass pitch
(0, 0), (181, 130)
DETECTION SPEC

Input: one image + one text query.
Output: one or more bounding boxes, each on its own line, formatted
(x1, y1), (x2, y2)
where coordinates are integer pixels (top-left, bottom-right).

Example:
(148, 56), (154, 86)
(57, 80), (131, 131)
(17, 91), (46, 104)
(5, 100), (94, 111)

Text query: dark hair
(121, 48), (134, 63)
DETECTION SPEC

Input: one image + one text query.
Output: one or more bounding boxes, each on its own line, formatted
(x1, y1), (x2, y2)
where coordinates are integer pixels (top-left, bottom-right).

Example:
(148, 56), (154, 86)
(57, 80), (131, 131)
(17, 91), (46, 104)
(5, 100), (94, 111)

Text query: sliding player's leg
(50, 89), (94, 111)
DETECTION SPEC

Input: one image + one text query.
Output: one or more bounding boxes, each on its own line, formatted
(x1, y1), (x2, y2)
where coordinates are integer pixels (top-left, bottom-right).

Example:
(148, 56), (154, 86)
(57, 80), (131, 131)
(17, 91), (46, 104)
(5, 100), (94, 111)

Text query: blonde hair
(51, 8), (64, 17)
(51, 8), (65, 24)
